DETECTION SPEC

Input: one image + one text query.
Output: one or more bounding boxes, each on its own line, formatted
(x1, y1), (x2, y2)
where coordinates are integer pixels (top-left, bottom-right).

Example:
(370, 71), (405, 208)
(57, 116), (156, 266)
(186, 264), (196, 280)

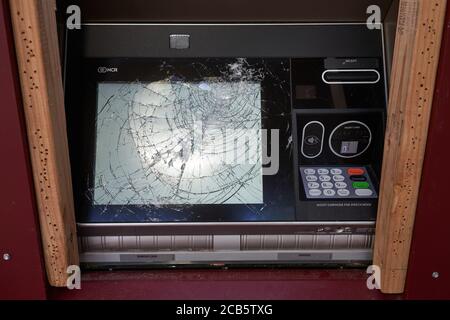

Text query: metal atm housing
(64, 22), (390, 267)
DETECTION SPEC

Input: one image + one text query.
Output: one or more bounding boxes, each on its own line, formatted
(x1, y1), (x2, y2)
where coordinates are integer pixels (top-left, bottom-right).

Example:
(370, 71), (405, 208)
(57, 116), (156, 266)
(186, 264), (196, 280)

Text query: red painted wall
(0, 0), (47, 300)
(405, 5), (450, 300)
(49, 269), (396, 300)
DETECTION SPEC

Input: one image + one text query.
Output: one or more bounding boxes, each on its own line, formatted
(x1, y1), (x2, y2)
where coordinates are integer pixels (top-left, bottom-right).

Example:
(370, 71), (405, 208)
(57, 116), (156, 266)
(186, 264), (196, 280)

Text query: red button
(348, 168), (365, 176)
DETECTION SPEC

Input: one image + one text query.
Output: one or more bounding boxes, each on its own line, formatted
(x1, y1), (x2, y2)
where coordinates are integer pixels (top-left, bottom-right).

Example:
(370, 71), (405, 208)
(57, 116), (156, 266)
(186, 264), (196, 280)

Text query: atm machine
(64, 21), (388, 267)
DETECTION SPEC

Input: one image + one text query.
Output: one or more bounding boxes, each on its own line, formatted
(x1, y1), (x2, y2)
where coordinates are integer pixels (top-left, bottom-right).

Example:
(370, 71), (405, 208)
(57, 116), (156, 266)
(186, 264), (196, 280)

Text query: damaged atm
(64, 4), (392, 267)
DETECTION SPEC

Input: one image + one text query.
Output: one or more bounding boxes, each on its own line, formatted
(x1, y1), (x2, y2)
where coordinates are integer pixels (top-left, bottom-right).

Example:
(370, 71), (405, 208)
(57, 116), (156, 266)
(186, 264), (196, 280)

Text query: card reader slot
(322, 69), (380, 84)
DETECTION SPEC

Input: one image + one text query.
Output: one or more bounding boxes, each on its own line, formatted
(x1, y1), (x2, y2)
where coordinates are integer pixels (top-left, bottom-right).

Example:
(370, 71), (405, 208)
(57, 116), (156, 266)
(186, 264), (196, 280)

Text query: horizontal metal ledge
(79, 233), (374, 252)
(80, 249), (373, 264)
(77, 221), (376, 236)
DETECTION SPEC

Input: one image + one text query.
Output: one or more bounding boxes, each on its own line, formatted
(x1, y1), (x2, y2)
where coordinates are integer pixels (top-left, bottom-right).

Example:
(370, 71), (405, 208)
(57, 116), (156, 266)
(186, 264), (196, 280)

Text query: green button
(353, 182), (370, 189)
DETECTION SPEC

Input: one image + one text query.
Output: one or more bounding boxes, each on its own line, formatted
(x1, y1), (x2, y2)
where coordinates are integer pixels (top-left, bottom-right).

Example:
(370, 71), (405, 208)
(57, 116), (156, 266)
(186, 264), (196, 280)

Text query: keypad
(300, 166), (377, 199)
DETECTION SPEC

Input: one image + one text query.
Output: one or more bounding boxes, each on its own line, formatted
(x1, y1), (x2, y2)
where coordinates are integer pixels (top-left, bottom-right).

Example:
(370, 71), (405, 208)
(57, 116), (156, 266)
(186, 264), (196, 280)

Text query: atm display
(94, 81), (264, 206)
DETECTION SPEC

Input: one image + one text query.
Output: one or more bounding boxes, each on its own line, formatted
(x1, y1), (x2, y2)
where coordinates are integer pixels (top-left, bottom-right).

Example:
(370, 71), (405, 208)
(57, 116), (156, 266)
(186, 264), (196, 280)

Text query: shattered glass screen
(93, 80), (264, 206)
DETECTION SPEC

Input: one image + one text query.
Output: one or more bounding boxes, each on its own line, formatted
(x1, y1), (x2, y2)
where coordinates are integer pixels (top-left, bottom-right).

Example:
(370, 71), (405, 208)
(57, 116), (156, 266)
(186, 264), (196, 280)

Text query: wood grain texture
(9, 0), (78, 287)
(374, 0), (447, 294)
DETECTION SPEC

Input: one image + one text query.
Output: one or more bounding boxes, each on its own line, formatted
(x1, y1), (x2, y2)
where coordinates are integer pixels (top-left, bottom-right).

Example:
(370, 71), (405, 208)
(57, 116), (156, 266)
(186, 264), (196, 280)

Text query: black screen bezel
(66, 57), (297, 223)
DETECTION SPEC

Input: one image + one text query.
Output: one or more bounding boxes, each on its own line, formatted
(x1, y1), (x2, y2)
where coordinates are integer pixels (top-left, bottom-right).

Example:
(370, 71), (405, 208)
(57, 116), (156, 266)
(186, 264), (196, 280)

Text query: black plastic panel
(79, 24), (383, 58)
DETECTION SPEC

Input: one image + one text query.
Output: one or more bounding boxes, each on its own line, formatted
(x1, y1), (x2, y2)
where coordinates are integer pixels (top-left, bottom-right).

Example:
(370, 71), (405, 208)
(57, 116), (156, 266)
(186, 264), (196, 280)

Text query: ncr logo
(98, 67), (119, 74)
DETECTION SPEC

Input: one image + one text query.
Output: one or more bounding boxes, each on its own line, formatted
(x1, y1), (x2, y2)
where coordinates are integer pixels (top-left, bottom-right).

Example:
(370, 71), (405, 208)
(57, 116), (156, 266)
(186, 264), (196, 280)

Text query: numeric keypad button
(308, 182), (320, 189)
(335, 182), (348, 189)
(321, 182), (333, 189)
(338, 189), (350, 197)
(309, 189), (322, 197)
(331, 168), (343, 175)
(333, 175), (345, 182)
(306, 175), (318, 182)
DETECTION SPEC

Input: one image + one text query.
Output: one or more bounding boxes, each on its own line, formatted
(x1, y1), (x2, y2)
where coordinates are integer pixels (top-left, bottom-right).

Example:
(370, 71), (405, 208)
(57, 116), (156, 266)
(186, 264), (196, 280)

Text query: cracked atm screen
(93, 81), (264, 206)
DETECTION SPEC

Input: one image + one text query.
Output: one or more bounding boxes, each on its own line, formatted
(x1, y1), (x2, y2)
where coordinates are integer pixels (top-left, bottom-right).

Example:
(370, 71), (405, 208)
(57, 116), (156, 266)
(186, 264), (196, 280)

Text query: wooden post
(374, 0), (447, 294)
(9, 0), (78, 287)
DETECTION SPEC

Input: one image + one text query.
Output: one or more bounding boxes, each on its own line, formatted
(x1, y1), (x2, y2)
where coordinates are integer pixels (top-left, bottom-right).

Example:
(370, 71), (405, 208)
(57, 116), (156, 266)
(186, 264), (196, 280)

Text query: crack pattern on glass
(91, 59), (268, 215)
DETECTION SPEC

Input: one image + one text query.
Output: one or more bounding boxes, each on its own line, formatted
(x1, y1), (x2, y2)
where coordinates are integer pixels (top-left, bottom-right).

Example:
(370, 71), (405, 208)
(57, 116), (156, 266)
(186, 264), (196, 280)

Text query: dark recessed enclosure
(61, 0), (398, 267)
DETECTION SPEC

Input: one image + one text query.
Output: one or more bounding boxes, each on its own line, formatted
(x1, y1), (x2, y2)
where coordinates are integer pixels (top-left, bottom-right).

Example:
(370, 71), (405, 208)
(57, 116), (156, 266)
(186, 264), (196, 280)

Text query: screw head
(432, 272), (440, 279)
(3, 253), (11, 261)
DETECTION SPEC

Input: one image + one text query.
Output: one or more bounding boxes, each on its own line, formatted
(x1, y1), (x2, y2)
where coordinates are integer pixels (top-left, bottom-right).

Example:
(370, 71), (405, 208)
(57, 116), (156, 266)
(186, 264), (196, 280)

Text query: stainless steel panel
(240, 234), (374, 250)
(81, 249), (373, 264)
(79, 235), (214, 252)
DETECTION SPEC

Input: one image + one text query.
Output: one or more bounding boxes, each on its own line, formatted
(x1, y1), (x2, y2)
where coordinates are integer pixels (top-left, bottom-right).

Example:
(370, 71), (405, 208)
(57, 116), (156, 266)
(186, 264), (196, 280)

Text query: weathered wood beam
(374, 0), (447, 294)
(9, 0), (78, 287)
